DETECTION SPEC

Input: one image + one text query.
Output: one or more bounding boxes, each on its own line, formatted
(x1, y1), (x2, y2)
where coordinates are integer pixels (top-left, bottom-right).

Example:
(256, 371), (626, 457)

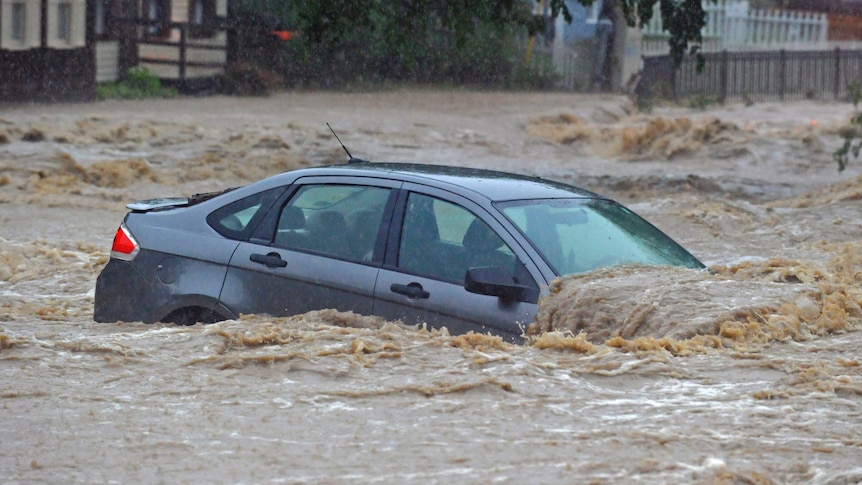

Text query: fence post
(779, 49), (785, 101)
(720, 50), (728, 103)
(179, 24), (187, 82)
(672, 57), (678, 100)
(834, 47), (841, 100)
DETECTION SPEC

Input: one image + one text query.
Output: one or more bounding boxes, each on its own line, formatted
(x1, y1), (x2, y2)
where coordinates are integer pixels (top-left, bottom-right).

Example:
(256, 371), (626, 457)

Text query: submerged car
(94, 162), (704, 341)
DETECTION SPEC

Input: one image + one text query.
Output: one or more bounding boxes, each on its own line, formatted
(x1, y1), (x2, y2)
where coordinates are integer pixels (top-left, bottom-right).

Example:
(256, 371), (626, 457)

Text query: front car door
(373, 184), (541, 341)
(219, 177), (399, 318)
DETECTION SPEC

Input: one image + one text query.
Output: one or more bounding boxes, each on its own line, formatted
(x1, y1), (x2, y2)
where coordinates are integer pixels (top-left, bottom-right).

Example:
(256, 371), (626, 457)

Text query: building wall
(829, 14), (862, 41)
(0, 0), (95, 102)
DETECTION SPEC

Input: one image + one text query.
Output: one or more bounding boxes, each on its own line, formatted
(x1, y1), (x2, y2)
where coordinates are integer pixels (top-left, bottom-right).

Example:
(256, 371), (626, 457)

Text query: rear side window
(272, 184), (391, 262)
(207, 187), (284, 240)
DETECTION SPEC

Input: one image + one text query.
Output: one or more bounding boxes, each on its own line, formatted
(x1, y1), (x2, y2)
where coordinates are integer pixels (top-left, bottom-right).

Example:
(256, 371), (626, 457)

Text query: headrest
(346, 209), (378, 229)
(279, 205), (305, 230)
(307, 210), (346, 232)
(462, 219), (504, 252)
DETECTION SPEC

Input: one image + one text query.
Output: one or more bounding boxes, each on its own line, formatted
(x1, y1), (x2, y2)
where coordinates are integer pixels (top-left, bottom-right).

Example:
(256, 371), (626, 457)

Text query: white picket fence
(642, 0), (828, 56)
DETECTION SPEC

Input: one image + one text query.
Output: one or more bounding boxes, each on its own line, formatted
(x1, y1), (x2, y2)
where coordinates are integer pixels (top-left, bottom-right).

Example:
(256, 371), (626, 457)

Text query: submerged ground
(1, 91), (861, 483)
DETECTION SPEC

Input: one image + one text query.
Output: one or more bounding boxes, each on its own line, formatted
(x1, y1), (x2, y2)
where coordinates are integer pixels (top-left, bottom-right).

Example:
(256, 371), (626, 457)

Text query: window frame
(206, 187), (286, 242)
(386, 185), (540, 291)
(93, 0), (116, 40)
(268, 182), (395, 263)
(187, 0), (216, 38)
(0, 0), (41, 50)
(45, 0), (85, 48)
(142, 0), (170, 40)
(245, 176), (403, 264)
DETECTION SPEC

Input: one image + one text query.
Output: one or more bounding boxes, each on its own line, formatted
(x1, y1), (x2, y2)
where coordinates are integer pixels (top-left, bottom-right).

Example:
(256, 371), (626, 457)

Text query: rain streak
(2, 92), (861, 483)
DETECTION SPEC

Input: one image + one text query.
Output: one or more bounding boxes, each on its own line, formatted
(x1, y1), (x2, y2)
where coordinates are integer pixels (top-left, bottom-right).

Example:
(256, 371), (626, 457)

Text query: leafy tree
(292, 0), (707, 67)
(233, 0), (708, 86)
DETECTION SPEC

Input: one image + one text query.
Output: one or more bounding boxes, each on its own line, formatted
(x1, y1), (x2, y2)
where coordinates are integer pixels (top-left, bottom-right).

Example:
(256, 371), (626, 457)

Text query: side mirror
(464, 266), (538, 303)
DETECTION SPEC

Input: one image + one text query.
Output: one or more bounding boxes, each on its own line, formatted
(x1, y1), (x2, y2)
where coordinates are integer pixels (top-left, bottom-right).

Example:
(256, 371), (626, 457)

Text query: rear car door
(219, 177), (399, 318)
(373, 185), (541, 341)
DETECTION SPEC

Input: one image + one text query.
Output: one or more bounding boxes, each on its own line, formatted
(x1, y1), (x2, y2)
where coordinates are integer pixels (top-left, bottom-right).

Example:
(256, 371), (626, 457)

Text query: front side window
(398, 193), (520, 283)
(272, 184), (391, 261)
(498, 198), (704, 276)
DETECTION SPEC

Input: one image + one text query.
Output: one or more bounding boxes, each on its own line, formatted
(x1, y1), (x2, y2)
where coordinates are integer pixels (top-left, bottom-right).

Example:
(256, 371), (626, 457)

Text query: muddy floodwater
(2, 91), (862, 484)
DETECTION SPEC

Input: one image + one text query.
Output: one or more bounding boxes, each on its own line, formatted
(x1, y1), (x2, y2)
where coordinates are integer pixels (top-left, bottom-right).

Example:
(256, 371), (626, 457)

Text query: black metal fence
(640, 48), (862, 103)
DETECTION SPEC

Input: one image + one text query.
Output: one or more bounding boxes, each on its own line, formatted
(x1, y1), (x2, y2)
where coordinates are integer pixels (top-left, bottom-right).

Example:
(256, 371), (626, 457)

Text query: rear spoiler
(127, 187), (238, 212)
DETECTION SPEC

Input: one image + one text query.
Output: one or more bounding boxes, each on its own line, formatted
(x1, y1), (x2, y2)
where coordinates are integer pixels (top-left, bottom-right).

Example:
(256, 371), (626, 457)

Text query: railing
(642, 0), (828, 56)
(639, 48), (862, 103)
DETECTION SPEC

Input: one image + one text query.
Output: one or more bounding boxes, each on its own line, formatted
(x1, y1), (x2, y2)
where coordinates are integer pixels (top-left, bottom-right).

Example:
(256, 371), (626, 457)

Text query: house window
(144, 0), (170, 39)
(188, 0), (215, 38)
(57, 1), (72, 42)
(192, 0), (203, 23)
(1, 0), (41, 50)
(95, 0), (106, 37)
(10, 1), (25, 40)
(47, 0), (85, 48)
(94, 0), (119, 40)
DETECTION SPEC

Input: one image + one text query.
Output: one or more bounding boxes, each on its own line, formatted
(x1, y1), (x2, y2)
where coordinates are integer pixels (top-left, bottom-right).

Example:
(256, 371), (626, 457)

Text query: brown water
(2, 91), (862, 483)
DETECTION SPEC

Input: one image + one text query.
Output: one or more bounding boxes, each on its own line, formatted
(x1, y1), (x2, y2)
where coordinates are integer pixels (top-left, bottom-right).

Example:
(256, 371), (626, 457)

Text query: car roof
(280, 162), (603, 202)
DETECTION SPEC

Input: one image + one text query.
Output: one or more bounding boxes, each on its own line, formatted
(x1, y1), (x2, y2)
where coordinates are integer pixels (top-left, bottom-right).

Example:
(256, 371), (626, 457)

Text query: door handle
(390, 282), (430, 299)
(250, 252), (287, 268)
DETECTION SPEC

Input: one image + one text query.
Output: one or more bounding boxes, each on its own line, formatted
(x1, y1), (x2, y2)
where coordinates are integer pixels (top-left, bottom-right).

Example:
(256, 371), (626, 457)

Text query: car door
(373, 185), (541, 341)
(219, 177), (399, 318)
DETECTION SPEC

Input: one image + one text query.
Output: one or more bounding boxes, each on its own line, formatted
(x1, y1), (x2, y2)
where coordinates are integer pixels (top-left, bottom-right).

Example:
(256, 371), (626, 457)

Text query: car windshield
(496, 198), (704, 276)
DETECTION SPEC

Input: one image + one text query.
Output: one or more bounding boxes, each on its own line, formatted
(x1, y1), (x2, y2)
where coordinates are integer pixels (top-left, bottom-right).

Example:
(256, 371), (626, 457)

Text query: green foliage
(834, 80), (862, 172)
(232, 0), (709, 88)
(277, 0), (543, 87)
(96, 67), (178, 100)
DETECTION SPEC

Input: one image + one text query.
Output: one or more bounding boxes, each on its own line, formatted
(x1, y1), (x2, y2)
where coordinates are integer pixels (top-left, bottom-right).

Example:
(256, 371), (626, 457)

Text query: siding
(95, 39), (119, 82)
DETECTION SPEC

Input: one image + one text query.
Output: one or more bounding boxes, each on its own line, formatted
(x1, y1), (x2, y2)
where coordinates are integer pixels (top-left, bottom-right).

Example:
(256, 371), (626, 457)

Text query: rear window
(206, 187), (284, 240)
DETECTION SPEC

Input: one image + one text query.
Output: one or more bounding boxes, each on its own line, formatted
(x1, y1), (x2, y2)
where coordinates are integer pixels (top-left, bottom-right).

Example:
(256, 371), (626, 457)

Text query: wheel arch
(157, 295), (237, 325)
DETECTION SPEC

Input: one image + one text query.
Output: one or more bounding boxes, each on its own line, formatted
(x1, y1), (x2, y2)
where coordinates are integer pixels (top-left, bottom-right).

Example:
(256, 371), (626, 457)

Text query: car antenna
(327, 123), (368, 164)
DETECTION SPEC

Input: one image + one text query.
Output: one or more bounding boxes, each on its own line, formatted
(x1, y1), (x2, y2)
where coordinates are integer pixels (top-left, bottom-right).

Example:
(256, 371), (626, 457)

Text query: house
(782, 0), (862, 41)
(1, 0), (94, 102)
(120, 0), (229, 90)
(0, 0), (229, 103)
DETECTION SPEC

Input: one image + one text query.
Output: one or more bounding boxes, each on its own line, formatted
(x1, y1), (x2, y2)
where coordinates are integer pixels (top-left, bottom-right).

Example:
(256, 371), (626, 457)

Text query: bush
(834, 80), (862, 172)
(96, 68), (178, 100)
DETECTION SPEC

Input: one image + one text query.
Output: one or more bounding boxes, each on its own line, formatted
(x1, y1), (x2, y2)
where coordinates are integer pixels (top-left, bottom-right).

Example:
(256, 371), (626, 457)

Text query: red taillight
(111, 224), (140, 261)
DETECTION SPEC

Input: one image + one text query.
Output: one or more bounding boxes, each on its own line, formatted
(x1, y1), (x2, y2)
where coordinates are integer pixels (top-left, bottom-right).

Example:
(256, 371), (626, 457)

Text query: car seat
(305, 210), (348, 257)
